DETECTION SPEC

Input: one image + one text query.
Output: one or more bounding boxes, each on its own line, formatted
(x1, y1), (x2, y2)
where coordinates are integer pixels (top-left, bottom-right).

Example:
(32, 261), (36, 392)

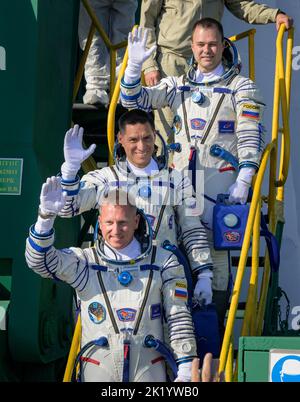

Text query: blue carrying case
(213, 193), (250, 250)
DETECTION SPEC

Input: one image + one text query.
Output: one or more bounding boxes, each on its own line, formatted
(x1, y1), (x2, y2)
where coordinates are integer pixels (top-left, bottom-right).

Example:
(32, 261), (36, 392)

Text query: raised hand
(39, 176), (67, 216)
(128, 27), (157, 67)
(61, 125), (96, 180)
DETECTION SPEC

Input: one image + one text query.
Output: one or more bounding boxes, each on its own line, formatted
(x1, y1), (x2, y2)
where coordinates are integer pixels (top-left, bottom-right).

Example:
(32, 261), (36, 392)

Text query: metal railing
(229, 29), (256, 81)
(218, 24), (294, 381)
(65, 17), (294, 381)
(72, 0), (128, 171)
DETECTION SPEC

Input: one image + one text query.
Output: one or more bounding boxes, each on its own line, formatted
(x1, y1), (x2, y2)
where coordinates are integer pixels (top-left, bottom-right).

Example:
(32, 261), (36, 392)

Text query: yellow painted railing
(106, 28), (257, 165)
(229, 29), (256, 81)
(73, 0), (128, 172)
(219, 24), (294, 381)
(65, 19), (293, 381)
(63, 314), (82, 382)
(106, 25), (138, 166)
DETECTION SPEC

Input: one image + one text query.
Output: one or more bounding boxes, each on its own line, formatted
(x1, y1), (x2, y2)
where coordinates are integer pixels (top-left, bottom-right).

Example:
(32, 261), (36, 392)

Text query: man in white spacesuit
(78, 0), (137, 106)
(120, 18), (265, 330)
(59, 110), (214, 306)
(25, 181), (197, 382)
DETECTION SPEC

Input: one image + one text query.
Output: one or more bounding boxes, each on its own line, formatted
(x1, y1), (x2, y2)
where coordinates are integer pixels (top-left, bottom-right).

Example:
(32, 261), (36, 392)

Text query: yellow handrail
(63, 314), (82, 382)
(107, 45), (129, 166)
(106, 25), (138, 166)
(219, 141), (276, 376)
(219, 24), (294, 380)
(229, 29), (256, 81)
(275, 26), (294, 187)
(72, 0), (128, 173)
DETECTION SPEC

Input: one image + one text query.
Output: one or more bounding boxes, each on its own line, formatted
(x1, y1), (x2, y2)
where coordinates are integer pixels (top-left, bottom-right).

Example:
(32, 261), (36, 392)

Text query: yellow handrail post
(106, 25), (138, 166)
(241, 201), (261, 337)
(219, 143), (274, 377)
(225, 339), (234, 382)
(275, 25), (292, 188)
(109, 49), (117, 102)
(248, 30), (255, 81)
(229, 29), (256, 80)
(63, 315), (82, 382)
(73, 24), (96, 102)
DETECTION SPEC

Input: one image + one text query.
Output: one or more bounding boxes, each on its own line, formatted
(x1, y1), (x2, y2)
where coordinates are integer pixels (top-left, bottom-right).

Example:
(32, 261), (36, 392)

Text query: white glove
(124, 27), (157, 84)
(35, 176), (67, 234)
(174, 362), (192, 382)
(228, 167), (255, 205)
(61, 125), (96, 180)
(194, 271), (213, 305)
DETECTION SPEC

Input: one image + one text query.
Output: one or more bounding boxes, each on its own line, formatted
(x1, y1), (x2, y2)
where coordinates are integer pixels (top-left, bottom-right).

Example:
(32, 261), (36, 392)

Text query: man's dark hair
(118, 109), (155, 133)
(192, 17), (224, 41)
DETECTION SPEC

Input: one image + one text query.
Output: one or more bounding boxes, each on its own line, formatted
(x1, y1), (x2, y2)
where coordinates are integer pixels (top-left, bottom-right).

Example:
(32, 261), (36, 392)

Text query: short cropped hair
(98, 188), (137, 214)
(191, 17), (224, 41)
(118, 109), (155, 133)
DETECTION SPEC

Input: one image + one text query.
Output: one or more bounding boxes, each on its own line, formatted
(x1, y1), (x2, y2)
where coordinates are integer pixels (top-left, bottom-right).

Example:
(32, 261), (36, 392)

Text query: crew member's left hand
(228, 167), (255, 204)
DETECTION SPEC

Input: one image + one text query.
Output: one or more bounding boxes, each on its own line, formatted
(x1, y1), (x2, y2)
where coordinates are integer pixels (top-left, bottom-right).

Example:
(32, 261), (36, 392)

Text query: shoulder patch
(241, 103), (261, 119)
(174, 282), (188, 300)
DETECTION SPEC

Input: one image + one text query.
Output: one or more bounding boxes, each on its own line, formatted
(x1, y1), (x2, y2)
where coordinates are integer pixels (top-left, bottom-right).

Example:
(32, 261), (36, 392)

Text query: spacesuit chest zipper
(133, 246), (156, 335)
(200, 74), (237, 145)
(181, 91), (191, 143)
(96, 271), (120, 334)
(153, 185), (170, 240)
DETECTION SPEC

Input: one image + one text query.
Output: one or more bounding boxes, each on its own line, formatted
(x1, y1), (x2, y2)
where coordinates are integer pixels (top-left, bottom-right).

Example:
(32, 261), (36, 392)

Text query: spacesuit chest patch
(116, 308), (137, 322)
(88, 302), (106, 324)
(150, 303), (161, 320)
(218, 120), (235, 134)
(172, 115), (182, 134)
(174, 282), (188, 300)
(190, 118), (206, 130)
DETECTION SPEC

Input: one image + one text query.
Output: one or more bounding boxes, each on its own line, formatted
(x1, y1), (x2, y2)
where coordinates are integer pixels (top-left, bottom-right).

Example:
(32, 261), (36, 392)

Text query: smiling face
(99, 204), (140, 250)
(118, 122), (156, 168)
(191, 25), (224, 73)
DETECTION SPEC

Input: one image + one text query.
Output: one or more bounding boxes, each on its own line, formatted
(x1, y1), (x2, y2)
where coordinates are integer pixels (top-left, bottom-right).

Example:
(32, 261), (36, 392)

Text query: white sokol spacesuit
(120, 39), (265, 292)
(25, 209), (197, 382)
(59, 148), (213, 278)
(78, 0), (137, 105)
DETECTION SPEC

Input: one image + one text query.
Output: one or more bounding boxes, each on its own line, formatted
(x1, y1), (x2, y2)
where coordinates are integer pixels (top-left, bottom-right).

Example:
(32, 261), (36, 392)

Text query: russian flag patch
(241, 103), (260, 119)
(174, 282), (188, 300)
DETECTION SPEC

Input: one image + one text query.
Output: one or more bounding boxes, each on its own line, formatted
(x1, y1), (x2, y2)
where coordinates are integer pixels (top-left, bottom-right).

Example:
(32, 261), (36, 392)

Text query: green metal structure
(0, 0), (80, 381)
(238, 336), (300, 382)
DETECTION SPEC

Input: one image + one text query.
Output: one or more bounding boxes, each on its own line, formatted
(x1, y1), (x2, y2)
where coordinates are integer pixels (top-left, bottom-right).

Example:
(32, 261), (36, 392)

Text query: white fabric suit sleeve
(233, 77), (266, 171)
(172, 170), (213, 275)
(25, 226), (91, 293)
(161, 252), (197, 364)
(59, 169), (109, 218)
(121, 75), (177, 113)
